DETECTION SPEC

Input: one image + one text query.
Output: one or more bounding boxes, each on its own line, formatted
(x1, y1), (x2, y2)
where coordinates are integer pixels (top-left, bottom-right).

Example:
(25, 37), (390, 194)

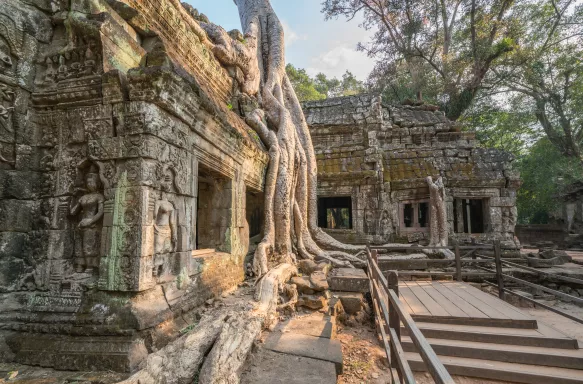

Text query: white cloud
(306, 45), (375, 80)
(281, 20), (307, 47)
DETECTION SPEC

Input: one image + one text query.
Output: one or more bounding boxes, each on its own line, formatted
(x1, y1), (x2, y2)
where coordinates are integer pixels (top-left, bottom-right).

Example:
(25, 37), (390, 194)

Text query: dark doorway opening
(246, 191), (264, 238)
(454, 198), (487, 234)
(318, 196), (353, 229)
(196, 165), (232, 251)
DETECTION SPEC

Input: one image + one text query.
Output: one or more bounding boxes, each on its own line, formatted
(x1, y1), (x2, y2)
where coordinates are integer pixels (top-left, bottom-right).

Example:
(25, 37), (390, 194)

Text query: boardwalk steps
(402, 336), (583, 369)
(402, 321), (579, 349)
(392, 280), (583, 383)
(406, 352), (583, 384)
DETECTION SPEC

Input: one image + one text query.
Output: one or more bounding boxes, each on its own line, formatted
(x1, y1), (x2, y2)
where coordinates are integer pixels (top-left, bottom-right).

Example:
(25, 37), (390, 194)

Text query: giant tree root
(117, 312), (229, 384)
(199, 263), (297, 384)
(119, 264), (297, 384)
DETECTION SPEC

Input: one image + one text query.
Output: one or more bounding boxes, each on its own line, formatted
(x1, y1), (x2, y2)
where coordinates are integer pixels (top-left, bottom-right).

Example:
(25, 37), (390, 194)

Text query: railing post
(387, 270), (400, 379)
(371, 248), (378, 266)
(454, 243), (462, 282)
(494, 240), (505, 300)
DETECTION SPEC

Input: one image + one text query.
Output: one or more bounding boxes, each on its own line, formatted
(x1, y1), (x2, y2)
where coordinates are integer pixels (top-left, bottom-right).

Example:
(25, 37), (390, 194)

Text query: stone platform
(241, 312), (343, 383)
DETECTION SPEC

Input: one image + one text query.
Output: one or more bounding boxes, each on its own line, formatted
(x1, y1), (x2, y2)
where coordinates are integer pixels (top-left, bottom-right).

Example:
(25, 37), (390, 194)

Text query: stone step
(327, 268), (369, 293)
(331, 292), (364, 315)
(403, 336), (583, 369)
(240, 349), (337, 384)
(277, 313), (337, 339)
(401, 321), (579, 350)
(263, 333), (343, 374)
(406, 352), (583, 384)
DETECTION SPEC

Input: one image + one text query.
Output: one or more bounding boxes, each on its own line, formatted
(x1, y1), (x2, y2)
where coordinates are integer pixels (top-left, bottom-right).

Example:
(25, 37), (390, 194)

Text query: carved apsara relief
(69, 162), (105, 273)
(154, 164), (178, 257)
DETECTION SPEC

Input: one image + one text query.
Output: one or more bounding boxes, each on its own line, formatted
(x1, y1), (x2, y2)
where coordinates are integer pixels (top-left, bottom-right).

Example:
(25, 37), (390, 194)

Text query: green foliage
(463, 96), (583, 224)
(490, 0), (583, 160)
(285, 64), (326, 102)
(286, 64), (365, 102)
(462, 98), (540, 157)
(323, 0), (521, 119)
(516, 139), (583, 224)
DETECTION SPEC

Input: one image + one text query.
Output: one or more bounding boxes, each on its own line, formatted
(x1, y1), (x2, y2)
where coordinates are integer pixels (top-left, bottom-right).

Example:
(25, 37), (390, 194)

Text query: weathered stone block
(333, 292), (364, 314)
(327, 268), (369, 293)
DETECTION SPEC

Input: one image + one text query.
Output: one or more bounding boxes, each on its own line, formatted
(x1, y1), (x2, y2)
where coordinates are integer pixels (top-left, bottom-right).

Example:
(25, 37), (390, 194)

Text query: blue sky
(185, 0), (376, 80)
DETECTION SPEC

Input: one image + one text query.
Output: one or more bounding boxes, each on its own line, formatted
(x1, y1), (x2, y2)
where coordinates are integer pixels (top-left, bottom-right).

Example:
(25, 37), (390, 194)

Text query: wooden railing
(367, 246), (455, 384)
(482, 241), (583, 325)
(368, 241), (583, 325)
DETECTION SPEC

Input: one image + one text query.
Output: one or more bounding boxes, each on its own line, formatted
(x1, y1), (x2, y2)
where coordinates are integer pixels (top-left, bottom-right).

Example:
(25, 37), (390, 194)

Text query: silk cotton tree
(201, 0), (365, 278)
(119, 2), (365, 384)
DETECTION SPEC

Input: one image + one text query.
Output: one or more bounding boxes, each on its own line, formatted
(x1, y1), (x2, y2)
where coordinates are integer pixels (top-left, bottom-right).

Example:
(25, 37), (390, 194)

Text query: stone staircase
(240, 312), (342, 384)
(240, 267), (371, 384)
(402, 320), (583, 383)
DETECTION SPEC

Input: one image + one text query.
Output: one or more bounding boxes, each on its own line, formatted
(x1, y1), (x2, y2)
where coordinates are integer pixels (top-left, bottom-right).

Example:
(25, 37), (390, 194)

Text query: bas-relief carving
(69, 162), (105, 273)
(378, 209), (392, 240)
(0, 34), (16, 165)
(154, 166), (177, 257)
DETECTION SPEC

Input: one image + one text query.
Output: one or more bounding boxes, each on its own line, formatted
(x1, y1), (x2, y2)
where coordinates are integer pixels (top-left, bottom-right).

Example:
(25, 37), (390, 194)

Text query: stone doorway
(196, 165), (232, 252)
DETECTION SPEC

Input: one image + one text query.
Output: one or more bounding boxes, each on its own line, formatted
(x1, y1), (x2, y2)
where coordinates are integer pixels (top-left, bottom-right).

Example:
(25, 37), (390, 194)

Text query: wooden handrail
(367, 247), (455, 384)
(371, 241), (583, 343)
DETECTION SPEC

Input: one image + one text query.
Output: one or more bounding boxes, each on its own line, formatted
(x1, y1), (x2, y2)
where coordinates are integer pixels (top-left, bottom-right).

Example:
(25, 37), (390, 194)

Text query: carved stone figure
(378, 209), (391, 238)
(364, 200), (376, 235)
(427, 176), (448, 247)
(70, 165), (105, 273)
(0, 38), (13, 76)
(154, 168), (177, 254)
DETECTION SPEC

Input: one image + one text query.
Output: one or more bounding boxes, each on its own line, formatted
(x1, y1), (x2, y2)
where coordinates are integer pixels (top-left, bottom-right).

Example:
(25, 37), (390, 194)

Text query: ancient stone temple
(0, 0), (268, 371)
(304, 95), (521, 250)
(0, 0), (522, 375)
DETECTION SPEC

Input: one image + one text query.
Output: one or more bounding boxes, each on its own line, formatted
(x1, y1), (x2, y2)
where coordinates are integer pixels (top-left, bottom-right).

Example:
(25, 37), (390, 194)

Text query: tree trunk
(117, 313), (229, 384)
(198, 263), (298, 384)
(214, 0), (366, 276)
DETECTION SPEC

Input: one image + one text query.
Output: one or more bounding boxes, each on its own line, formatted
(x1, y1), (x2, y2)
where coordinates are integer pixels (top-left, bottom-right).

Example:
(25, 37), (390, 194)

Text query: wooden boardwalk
(399, 281), (538, 328)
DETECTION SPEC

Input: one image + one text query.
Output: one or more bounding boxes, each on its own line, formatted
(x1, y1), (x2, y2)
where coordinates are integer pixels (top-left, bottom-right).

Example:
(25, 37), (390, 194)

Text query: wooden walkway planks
(399, 281), (537, 329)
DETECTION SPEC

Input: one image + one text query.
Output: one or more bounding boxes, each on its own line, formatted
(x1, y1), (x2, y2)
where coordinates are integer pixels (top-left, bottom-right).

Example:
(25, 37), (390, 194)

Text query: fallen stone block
(539, 249), (570, 260)
(297, 294), (327, 310)
(332, 292), (364, 314)
(264, 333), (343, 374)
(281, 313), (337, 339)
(527, 255), (572, 268)
(310, 271), (329, 291)
(290, 276), (316, 294)
(327, 268), (369, 293)
(240, 349), (337, 384)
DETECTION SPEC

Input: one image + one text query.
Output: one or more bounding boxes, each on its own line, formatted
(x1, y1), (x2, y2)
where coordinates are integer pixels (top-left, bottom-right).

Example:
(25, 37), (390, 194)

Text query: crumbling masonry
(305, 95), (520, 249)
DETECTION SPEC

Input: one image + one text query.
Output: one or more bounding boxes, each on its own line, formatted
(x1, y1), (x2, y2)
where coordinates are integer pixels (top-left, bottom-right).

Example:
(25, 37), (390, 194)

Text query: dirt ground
(335, 323), (512, 384)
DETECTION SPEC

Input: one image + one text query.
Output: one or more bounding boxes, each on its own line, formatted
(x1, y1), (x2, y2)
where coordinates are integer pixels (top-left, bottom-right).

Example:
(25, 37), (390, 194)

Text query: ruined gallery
(3, 1), (581, 384)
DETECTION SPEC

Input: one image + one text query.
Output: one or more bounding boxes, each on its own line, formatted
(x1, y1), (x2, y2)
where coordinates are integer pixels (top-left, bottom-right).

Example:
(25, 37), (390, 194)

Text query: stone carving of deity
(379, 209), (391, 238)
(154, 170), (177, 254)
(70, 168), (105, 273)
(427, 176), (448, 247)
(364, 201), (376, 235)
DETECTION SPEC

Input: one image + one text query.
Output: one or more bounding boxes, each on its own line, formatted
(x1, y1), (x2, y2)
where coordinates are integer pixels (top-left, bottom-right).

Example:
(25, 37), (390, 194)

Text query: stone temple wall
(304, 94), (520, 250)
(0, 0), (267, 371)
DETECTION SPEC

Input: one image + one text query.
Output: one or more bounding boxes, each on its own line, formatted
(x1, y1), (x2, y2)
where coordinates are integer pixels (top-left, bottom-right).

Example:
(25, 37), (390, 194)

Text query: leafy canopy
(286, 64), (366, 102)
